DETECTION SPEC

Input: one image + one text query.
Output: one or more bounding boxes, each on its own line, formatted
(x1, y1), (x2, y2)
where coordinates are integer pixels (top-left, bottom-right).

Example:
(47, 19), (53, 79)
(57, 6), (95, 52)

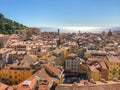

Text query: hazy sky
(0, 0), (120, 27)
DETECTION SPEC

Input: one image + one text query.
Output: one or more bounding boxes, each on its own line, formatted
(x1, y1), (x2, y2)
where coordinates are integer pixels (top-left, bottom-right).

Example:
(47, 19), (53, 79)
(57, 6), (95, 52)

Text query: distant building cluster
(0, 29), (120, 90)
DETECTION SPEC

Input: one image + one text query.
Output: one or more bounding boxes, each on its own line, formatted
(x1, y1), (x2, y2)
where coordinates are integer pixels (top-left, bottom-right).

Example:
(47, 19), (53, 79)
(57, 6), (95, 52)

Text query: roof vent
(35, 76), (40, 81)
(23, 80), (31, 86)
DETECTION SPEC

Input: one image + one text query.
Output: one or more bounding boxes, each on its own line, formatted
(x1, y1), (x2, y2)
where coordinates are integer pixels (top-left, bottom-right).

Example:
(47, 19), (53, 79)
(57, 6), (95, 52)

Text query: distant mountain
(0, 13), (27, 35)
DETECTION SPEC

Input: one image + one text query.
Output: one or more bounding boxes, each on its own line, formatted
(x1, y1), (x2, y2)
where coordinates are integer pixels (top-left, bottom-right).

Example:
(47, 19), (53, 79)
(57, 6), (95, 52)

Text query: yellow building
(63, 47), (70, 59)
(90, 71), (101, 81)
(88, 64), (101, 81)
(0, 66), (33, 85)
(107, 56), (120, 80)
(0, 55), (40, 85)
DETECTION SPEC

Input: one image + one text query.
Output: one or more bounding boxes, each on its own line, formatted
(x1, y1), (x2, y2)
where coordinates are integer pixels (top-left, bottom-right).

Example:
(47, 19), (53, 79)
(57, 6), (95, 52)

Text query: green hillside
(0, 13), (27, 35)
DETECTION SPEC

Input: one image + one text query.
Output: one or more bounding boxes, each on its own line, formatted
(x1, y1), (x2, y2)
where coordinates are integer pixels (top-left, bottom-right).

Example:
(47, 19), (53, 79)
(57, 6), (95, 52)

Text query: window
(15, 81), (18, 84)
(9, 81), (12, 84)
(15, 76), (17, 78)
(19, 79), (20, 82)
(9, 76), (12, 78)
(15, 71), (17, 74)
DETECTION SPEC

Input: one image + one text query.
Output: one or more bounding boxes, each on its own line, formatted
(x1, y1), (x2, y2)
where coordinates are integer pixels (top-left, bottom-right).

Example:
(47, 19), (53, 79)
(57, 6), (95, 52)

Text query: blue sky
(0, 0), (120, 27)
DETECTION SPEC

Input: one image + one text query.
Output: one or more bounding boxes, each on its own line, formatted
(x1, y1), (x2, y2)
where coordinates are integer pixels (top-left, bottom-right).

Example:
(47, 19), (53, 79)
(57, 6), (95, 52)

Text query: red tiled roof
(107, 56), (120, 63)
(38, 85), (49, 90)
(15, 86), (31, 90)
(100, 62), (108, 69)
(46, 62), (62, 76)
(10, 34), (21, 39)
(0, 83), (13, 90)
(0, 48), (12, 53)
(38, 68), (59, 83)
(88, 57), (103, 62)
(17, 67), (59, 90)
(17, 74), (37, 90)
(89, 64), (101, 72)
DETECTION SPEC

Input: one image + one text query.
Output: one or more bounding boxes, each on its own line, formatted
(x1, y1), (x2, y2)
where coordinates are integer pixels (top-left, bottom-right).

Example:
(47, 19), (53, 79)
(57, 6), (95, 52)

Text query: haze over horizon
(40, 27), (120, 33)
(0, 0), (120, 27)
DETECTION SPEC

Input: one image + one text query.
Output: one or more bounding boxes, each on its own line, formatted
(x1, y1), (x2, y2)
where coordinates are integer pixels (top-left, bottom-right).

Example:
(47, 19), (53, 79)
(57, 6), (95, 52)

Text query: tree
(2, 30), (8, 34)
(8, 30), (12, 35)
(0, 13), (4, 18)
(0, 13), (27, 35)
(5, 23), (13, 30)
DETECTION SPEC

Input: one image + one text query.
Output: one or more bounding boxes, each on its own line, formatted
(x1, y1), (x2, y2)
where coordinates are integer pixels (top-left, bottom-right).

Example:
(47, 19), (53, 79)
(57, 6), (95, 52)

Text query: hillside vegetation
(0, 13), (27, 35)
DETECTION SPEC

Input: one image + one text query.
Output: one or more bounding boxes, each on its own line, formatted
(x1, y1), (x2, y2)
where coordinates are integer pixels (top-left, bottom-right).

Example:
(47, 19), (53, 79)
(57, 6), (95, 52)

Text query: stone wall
(56, 83), (120, 90)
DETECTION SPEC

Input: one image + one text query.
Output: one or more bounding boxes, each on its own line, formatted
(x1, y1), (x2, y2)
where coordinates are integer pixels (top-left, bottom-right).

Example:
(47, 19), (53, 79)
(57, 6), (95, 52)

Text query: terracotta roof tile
(107, 56), (120, 63)
(17, 67), (60, 90)
(46, 62), (62, 76)
(89, 64), (101, 72)
(38, 85), (49, 90)
(10, 34), (21, 39)
(0, 83), (13, 90)
(100, 62), (108, 69)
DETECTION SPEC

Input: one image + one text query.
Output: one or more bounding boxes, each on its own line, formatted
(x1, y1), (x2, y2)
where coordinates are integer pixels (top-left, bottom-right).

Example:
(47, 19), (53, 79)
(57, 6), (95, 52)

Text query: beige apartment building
(65, 53), (84, 73)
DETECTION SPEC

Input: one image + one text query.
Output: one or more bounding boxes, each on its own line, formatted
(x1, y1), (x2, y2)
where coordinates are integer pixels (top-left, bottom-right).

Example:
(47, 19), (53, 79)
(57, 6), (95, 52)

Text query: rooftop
(0, 48), (12, 53)
(89, 63), (101, 72)
(17, 66), (60, 90)
(0, 83), (13, 90)
(46, 62), (62, 76)
(107, 56), (120, 63)
(67, 53), (77, 59)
